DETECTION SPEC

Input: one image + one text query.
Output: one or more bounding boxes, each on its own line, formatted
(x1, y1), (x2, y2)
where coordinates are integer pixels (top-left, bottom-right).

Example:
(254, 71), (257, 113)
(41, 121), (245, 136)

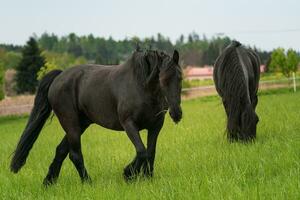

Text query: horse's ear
(173, 50), (179, 64)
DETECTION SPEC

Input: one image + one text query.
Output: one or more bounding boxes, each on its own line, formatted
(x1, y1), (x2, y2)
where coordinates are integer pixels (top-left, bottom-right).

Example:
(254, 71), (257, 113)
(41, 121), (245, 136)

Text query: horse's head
(141, 50), (182, 123)
(240, 104), (259, 141)
(159, 50), (182, 123)
(225, 99), (259, 142)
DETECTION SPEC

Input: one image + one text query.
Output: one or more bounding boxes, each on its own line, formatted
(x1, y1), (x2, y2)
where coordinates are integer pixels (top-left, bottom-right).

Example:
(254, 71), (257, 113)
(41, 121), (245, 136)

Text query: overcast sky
(0, 0), (299, 51)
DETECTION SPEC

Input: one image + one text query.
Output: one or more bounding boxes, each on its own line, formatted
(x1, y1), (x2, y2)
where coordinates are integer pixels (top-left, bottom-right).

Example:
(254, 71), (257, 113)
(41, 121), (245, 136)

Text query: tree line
(0, 32), (299, 97)
(1, 32), (271, 68)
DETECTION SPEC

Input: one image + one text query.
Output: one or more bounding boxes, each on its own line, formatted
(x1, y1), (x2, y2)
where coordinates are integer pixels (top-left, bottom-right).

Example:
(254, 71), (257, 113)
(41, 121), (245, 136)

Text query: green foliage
(73, 56), (87, 66)
(0, 44), (22, 52)
(176, 35), (231, 66)
(38, 32), (58, 50)
(0, 64), (4, 100)
(1, 91), (300, 199)
(286, 49), (299, 74)
(269, 48), (299, 77)
(36, 32), (270, 67)
(3, 51), (22, 69)
(95, 54), (104, 64)
(1, 32), (272, 68)
(269, 48), (286, 72)
(42, 51), (87, 69)
(15, 37), (46, 94)
(37, 62), (59, 80)
(0, 49), (22, 69)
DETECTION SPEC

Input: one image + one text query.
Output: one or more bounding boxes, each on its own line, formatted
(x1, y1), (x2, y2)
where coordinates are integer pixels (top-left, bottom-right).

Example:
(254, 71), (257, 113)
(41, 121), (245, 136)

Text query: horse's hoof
(123, 166), (137, 181)
(143, 170), (153, 178)
(82, 176), (92, 184)
(123, 173), (136, 182)
(43, 177), (56, 187)
(142, 165), (153, 178)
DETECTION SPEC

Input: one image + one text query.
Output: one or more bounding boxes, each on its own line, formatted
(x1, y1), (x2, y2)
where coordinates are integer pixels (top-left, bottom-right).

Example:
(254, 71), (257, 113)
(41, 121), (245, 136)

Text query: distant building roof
(184, 66), (213, 77)
(260, 65), (266, 73)
(184, 64), (266, 78)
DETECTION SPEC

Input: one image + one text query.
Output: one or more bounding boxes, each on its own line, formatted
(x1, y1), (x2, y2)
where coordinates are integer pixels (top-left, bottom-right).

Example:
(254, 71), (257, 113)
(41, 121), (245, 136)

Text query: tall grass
(0, 89), (299, 199)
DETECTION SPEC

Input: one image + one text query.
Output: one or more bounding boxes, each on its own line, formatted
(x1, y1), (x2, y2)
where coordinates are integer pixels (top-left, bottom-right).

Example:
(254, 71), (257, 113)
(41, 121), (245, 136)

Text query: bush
(37, 62), (59, 80)
(269, 48), (299, 77)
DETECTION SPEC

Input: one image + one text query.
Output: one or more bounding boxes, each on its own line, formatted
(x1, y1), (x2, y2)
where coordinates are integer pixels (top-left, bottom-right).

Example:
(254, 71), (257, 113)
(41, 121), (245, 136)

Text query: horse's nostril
(169, 107), (182, 124)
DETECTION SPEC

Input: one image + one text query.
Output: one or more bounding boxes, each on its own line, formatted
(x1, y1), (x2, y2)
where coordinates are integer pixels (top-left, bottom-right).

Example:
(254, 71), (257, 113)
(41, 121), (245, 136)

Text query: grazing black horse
(10, 49), (183, 185)
(213, 41), (260, 141)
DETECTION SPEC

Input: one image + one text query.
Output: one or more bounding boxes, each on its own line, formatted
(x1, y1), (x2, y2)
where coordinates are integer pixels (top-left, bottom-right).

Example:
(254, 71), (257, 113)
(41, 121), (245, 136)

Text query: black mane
(130, 49), (182, 86)
(216, 45), (248, 135)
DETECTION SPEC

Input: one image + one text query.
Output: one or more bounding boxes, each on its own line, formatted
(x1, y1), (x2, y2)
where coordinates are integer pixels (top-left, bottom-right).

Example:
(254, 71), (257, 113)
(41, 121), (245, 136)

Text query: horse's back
(47, 63), (166, 131)
(49, 64), (131, 130)
(49, 65), (106, 98)
(48, 64), (115, 115)
(214, 43), (260, 96)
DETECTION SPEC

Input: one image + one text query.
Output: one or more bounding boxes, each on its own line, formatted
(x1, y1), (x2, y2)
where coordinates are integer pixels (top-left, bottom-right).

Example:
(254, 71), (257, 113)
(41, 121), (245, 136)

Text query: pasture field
(0, 89), (299, 200)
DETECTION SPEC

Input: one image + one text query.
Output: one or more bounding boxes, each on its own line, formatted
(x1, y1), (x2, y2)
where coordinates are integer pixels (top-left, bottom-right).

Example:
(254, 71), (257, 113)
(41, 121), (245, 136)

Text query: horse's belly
(82, 103), (124, 131)
(94, 117), (124, 131)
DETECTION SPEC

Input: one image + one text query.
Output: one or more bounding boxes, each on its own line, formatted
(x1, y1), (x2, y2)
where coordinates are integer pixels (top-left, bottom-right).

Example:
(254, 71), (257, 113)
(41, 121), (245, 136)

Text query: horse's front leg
(122, 119), (147, 180)
(143, 120), (164, 177)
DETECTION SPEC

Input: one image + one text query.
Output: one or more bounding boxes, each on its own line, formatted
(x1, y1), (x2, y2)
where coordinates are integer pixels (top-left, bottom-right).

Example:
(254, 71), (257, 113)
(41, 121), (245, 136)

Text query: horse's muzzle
(169, 105), (182, 124)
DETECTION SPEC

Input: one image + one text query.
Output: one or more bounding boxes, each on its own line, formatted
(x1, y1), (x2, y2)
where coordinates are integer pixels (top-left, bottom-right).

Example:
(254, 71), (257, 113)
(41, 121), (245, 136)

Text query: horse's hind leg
(66, 124), (91, 183)
(43, 136), (69, 186)
(43, 116), (90, 185)
(55, 113), (90, 183)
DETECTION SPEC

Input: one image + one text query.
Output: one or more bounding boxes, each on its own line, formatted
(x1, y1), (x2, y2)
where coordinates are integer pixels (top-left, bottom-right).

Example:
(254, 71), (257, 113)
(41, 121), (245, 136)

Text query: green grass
(0, 90), (300, 199)
(182, 72), (300, 89)
(260, 71), (300, 81)
(182, 79), (214, 88)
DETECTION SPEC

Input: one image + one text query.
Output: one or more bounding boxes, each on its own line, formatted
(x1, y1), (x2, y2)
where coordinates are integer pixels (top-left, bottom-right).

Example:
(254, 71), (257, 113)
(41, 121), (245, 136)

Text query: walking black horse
(213, 41), (260, 141)
(10, 49), (183, 185)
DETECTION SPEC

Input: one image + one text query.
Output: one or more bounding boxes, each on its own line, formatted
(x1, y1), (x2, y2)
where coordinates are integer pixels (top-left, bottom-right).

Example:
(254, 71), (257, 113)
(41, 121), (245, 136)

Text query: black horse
(10, 49), (183, 185)
(213, 41), (260, 141)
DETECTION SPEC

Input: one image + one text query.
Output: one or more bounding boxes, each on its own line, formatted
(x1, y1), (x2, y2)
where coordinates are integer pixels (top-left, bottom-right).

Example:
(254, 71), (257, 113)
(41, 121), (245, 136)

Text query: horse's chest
(133, 102), (165, 129)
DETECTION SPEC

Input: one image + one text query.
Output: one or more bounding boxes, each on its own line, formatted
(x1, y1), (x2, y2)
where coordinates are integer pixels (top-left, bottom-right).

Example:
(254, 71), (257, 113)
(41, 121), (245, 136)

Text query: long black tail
(10, 70), (62, 173)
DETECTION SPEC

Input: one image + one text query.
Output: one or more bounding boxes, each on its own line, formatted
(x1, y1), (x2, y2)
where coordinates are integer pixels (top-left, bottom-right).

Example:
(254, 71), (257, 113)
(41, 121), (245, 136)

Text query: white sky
(0, 0), (299, 51)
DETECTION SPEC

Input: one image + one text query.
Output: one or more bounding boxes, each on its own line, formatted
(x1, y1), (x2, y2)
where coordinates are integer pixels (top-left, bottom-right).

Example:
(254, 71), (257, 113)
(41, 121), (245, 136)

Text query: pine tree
(15, 37), (46, 94)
